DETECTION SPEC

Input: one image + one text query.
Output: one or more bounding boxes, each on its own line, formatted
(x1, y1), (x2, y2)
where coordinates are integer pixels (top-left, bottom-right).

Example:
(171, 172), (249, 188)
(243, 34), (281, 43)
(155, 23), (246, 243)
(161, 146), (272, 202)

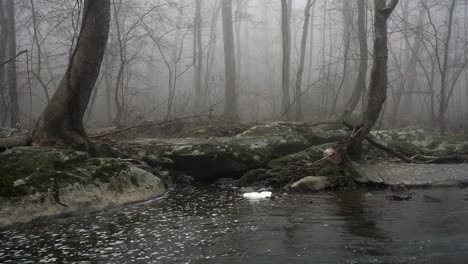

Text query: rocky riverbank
(1, 122), (467, 226)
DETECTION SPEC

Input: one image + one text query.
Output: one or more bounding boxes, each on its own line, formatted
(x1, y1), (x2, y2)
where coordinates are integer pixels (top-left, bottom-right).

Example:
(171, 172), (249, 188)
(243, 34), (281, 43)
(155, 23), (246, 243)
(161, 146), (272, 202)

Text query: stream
(1, 185), (468, 263)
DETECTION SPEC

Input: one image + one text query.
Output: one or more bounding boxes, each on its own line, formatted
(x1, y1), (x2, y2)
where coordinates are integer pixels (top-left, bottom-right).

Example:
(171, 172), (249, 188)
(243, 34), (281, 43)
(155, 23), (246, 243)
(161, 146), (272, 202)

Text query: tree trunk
(438, 0), (456, 135)
(0, 1), (8, 123)
(342, 0), (368, 122)
(32, 0), (111, 153)
(193, 0), (203, 111)
(204, 1), (222, 108)
(221, 0), (238, 119)
(390, 1), (424, 124)
(5, 0), (19, 127)
(281, 0), (291, 119)
(294, 0), (314, 121)
(235, 0), (242, 89)
(330, 0), (352, 116)
(339, 0), (399, 160)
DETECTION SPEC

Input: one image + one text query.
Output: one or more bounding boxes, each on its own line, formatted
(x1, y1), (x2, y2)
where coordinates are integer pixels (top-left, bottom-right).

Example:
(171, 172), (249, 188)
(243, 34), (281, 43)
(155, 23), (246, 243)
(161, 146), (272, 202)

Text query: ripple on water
(1, 186), (468, 263)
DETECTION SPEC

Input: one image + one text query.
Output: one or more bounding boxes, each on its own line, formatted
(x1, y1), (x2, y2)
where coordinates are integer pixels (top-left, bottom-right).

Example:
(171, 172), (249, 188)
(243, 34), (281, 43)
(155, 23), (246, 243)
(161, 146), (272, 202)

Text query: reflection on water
(1, 185), (468, 263)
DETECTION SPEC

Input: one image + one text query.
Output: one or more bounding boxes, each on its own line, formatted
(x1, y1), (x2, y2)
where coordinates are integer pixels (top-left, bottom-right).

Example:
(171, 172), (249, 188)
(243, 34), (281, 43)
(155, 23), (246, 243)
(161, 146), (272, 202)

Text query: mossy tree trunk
(32, 0), (111, 154)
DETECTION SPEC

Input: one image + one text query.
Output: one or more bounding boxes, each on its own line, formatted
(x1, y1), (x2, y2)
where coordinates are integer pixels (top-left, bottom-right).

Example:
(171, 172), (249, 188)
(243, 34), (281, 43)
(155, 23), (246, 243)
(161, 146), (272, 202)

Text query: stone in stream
(352, 162), (468, 187)
(0, 147), (165, 227)
(127, 124), (311, 180)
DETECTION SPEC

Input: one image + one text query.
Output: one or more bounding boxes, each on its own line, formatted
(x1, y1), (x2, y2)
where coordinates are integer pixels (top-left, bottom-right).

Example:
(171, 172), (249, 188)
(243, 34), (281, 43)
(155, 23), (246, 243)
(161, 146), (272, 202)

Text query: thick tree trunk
(5, 0), (19, 127)
(32, 0), (111, 153)
(358, 0), (399, 138)
(294, 0), (314, 121)
(342, 0), (368, 122)
(338, 0), (399, 161)
(221, 0), (239, 119)
(281, 0), (291, 119)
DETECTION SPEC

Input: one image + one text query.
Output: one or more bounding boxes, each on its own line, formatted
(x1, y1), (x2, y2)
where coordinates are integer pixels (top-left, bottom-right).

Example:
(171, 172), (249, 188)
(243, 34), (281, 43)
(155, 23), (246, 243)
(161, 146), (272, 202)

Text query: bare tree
(193, 0), (203, 110)
(293, 0), (316, 121)
(221, 0), (238, 119)
(0, 1), (8, 125)
(339, 0), (399, 158)
(280, 0), (291, 119)
(342, 0), (368, 121)
(32, 0), (111, 153)
(5, 0), (19, 127)
(330, 0), (353, 116)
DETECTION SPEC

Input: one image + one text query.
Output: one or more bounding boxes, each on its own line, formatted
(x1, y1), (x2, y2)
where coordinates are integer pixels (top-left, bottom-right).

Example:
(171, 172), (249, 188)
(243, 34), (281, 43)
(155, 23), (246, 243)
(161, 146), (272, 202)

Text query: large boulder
(352, 162), (468, 187)
(0, 147), (165, 227)
(127, 124), (310, 180)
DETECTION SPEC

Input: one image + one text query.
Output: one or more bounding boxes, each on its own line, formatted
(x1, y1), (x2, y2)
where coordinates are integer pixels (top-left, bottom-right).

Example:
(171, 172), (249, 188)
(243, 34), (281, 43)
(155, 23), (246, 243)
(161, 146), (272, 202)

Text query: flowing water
(1, 185), (468, 264)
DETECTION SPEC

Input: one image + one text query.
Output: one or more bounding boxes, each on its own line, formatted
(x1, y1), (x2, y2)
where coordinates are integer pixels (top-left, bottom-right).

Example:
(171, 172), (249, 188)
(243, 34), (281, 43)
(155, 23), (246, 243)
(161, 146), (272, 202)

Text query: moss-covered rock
(0, 147), (165, 227)
(268, 143), (334, 168)
(127, 124), (310, 180)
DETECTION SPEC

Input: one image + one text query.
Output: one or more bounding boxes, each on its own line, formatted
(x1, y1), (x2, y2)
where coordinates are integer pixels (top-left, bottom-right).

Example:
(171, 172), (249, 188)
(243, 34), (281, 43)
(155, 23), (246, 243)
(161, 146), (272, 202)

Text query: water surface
(1, 185), (468, 263)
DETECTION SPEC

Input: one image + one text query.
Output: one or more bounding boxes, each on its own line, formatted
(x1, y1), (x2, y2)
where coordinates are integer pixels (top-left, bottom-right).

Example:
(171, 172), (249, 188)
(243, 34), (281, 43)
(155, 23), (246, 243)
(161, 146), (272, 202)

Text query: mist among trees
(0, 0), (464, 137)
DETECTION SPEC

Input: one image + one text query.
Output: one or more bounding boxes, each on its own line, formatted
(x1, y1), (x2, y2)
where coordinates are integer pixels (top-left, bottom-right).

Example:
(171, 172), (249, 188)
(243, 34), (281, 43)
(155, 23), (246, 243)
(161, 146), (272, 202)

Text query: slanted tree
(338, 0), (399, 160)
(32, 0), (111, 153)
(221, 0), (239, 119)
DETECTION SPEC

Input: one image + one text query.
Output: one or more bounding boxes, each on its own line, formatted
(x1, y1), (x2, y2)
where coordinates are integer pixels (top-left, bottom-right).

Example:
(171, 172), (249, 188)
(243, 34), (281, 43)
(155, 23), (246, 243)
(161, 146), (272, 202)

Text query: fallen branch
(90, 115), (225, 139)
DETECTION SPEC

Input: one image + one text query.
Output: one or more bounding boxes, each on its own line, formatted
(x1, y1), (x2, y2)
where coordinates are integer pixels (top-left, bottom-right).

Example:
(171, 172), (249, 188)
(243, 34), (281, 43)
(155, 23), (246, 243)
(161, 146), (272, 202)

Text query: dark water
(1, 185), (468, 264)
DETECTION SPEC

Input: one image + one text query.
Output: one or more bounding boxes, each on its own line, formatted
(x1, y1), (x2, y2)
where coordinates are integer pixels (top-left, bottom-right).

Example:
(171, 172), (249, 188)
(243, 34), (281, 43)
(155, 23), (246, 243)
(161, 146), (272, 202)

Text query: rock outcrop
(352, 162), (468, 187)
(127, 124), (310, 180)
(0, 147), (165, 227)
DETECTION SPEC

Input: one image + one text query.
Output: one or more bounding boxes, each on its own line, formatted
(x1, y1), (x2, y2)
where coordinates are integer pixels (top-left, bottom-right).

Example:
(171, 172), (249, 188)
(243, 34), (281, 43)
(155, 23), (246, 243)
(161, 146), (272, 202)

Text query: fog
(3, 0), (468, 133)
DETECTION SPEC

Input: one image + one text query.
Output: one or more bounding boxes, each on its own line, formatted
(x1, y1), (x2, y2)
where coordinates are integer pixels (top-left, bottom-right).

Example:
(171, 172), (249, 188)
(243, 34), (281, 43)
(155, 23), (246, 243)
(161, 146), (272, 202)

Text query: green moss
(387, 140), (424, 156)
(317, 164), (342, 176)
(344, 164), (361, 179)
(86, 158), (129, 183)
(0, 147), (140, 200)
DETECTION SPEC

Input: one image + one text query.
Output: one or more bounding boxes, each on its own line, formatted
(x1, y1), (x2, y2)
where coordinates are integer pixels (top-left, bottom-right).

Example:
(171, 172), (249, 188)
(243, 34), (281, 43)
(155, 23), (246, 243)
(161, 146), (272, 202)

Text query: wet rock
(290, 176), (333, 192)
(352, 162), (468, 187)
(128, 124), (310, 180)
(0, 147), (165, 227)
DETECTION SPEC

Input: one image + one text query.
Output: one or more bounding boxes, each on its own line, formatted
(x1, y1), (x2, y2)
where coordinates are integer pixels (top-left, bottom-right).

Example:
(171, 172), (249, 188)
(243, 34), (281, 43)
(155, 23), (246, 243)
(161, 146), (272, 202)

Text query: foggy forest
(2, 0), (468, 263)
